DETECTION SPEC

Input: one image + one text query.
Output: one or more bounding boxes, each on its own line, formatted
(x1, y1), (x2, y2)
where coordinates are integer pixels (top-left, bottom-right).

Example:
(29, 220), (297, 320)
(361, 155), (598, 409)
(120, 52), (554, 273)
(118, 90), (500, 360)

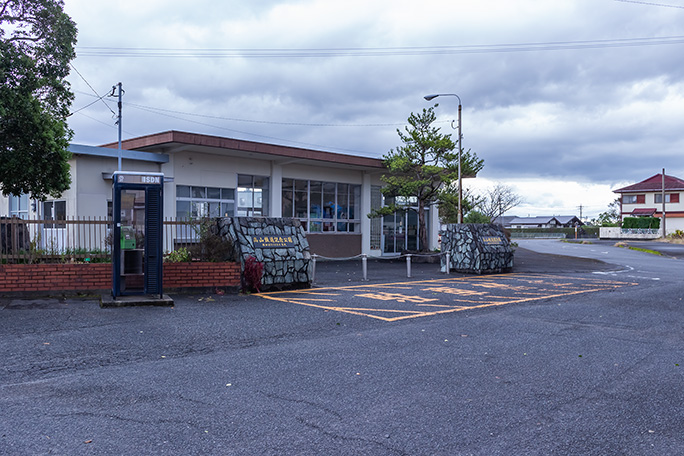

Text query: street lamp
(424, 93), (463, 223)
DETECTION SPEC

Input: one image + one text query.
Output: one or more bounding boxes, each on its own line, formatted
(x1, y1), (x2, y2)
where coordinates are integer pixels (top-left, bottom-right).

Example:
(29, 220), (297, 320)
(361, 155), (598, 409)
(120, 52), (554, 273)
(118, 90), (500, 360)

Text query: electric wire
(613, 0), (684, 9)
(72, 91), (428, 129)
(126, 103), (382, 157)
(68, 63), (115, 116)
(74, 35), (684, 58)
(124, 102), (406, 128)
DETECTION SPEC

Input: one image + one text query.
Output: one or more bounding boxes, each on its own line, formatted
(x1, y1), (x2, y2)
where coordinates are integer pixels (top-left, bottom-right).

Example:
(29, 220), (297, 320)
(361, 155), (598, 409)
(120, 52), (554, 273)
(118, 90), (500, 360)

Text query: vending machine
(112, 172), (164, 298)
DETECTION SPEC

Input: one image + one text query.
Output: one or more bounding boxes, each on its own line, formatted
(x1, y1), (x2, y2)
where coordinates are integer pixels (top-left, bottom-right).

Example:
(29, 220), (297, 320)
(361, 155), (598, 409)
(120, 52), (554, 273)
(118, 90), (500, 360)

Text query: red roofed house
(613, 173), (684, 235)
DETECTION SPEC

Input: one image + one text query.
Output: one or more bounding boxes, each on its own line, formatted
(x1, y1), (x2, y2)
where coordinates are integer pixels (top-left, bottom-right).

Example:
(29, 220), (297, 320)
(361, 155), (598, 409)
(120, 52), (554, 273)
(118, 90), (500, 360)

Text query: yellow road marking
(258, 274), (638, 321)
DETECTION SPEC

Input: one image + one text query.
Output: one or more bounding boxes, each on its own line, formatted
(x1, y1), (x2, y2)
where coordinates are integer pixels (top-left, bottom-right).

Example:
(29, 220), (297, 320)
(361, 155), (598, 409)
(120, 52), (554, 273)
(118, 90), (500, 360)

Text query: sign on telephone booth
(112, 172), (164, 298)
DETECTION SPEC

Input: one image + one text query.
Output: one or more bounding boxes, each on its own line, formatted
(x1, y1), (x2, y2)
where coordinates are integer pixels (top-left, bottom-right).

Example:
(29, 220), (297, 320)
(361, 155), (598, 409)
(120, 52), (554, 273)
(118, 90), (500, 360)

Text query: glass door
(381, 208), (423, 254)
(119, 189), (146, 293)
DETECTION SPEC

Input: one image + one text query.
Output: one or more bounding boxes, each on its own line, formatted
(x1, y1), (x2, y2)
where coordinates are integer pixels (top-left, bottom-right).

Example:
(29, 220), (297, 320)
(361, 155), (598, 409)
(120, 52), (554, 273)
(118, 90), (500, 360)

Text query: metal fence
(0, 216), (202, 264)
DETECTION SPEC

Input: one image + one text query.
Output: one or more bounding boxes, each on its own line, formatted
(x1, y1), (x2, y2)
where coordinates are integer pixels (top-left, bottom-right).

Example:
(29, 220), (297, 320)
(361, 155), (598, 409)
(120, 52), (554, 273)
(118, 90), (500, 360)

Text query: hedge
(622, 217), (660, 229)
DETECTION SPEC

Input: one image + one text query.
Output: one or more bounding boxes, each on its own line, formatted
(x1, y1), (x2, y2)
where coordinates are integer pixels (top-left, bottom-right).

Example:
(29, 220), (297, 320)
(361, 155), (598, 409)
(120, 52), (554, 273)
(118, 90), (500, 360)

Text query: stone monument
(219, 217), (312, 290)
(440, 223), (514, 274)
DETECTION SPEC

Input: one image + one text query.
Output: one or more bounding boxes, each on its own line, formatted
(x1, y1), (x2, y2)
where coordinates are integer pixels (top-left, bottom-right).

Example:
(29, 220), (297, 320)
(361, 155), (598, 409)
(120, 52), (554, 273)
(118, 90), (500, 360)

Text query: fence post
(311, 254), (317, 285)
(445, 252), (450, 274)
(406, 254), (412, 278)
(361, 254), (368, 281)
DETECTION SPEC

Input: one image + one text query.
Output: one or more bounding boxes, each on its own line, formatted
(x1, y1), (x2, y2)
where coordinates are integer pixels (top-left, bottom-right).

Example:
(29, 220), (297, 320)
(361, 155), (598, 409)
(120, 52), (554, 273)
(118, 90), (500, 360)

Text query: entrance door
(41, 201), (66, 254)
(119, 189), (146, 294)
(382, 208), (422, 254)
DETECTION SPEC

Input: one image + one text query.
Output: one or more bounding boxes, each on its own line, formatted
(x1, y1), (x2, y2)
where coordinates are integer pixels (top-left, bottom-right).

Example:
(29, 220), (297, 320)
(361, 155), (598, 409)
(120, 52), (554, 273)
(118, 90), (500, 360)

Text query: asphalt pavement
(311, 246), (620, 287)
(1, 241), (683, 455)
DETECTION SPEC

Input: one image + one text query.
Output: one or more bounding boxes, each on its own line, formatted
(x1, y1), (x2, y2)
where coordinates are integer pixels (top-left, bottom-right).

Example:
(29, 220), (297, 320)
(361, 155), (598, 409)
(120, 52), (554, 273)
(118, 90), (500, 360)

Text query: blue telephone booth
(112, 172), (164, 298)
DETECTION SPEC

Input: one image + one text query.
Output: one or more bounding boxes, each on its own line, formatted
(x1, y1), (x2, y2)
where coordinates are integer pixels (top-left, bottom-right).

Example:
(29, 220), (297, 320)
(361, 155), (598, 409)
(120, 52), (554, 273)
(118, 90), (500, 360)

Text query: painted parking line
(258, 274), (638, 322)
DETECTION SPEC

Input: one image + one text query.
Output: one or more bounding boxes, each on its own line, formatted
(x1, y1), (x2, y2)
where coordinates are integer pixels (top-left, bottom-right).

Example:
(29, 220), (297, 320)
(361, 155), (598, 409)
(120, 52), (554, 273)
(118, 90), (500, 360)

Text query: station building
(0, 131), (441, 257)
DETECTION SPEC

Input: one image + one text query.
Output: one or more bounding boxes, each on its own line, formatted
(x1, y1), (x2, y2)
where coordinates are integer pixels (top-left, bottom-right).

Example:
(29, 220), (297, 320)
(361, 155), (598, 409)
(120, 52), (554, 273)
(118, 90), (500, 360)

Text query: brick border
(0, 262), (241, 295)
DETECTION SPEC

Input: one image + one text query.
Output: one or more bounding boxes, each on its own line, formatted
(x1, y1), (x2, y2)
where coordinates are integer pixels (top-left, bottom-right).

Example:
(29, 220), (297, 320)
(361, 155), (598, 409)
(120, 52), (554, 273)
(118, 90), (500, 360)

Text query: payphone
(112, 172), (164, 298)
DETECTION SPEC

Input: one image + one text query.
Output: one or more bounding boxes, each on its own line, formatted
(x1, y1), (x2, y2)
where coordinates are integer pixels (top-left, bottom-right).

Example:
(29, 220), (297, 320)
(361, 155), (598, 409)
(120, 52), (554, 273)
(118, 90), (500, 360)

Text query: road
(1, 240), (683, 455)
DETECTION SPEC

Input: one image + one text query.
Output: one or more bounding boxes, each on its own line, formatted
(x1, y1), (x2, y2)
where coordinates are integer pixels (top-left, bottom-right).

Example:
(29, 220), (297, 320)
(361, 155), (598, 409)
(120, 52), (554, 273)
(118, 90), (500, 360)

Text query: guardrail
(599, 227), (662, 240)
(310, 252), (446, 284)
(509, 232), (567, 239)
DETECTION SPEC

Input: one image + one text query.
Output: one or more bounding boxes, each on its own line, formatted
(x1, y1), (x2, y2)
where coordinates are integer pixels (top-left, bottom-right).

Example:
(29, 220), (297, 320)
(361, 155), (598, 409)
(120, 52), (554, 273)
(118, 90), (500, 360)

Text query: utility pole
(577, 204), (583, 221)
(662, 168), (666, 238)
(110, 82), (123, 171)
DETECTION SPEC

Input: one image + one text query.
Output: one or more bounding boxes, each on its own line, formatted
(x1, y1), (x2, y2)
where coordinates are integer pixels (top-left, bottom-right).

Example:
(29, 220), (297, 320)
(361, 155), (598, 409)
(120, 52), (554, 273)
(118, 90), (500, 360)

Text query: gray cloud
(62, 0), (684, 216)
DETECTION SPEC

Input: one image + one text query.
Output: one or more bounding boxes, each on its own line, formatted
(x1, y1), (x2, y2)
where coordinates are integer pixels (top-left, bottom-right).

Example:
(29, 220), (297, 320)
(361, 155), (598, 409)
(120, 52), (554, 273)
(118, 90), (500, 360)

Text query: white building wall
(270, 163), (283, 218)
(361, 173), (372, 255)
(429, 202), (440, 251)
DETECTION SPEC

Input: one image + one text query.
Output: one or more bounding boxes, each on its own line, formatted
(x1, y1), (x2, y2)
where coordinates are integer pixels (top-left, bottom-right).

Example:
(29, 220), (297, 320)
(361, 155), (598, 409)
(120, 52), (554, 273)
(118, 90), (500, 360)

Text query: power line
(127, 103), (381, 156)
(73, 92), (431, 128)
(68, 63), (115, 116)
(74, 35), (684, 59)
(614, 0), (684, 9)
(125, 102), (407, 128)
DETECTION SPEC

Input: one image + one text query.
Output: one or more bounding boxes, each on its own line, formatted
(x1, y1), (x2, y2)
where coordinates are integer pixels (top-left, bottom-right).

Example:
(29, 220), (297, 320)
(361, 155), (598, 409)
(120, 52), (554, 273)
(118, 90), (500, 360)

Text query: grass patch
(614, 242), (663, 256)
(627, 246), (663, 256)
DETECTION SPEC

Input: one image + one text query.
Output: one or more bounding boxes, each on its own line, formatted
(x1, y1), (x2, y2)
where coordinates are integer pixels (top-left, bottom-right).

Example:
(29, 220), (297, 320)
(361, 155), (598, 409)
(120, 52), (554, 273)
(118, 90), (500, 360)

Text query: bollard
(361, 254), (368, 281)
(445, 252), (450, 274)
(311, 254), (317, 284)
(406, 254), (412, 278)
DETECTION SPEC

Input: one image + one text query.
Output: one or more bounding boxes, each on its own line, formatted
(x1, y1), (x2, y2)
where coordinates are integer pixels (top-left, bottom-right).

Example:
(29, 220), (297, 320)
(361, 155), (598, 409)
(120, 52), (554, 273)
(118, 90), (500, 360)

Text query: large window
(176, 185), (235, 219)
(43, 201), (66, 228)
(655, 193), (679, 204)
(282, 179), (361, 233)
(9, 194), (30, 219)
(623, 194), (644, 204)
(237, 175), (269, 216)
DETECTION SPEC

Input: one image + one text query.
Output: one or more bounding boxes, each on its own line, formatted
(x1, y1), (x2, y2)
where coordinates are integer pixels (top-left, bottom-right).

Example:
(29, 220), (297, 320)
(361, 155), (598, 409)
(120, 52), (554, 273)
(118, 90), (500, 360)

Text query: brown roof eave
(101, 130), (385, 169)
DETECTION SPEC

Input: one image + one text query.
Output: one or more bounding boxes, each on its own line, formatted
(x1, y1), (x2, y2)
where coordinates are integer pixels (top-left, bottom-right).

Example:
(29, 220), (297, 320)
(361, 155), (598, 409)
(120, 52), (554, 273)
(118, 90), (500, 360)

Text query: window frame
(176, 185), (236, 220)
(654, 193), (680, 204)
(282, 178), (361, 234)
(622, 194), (644, 204)
(9, 194), (30, 219)
(236, 174), (270, 217)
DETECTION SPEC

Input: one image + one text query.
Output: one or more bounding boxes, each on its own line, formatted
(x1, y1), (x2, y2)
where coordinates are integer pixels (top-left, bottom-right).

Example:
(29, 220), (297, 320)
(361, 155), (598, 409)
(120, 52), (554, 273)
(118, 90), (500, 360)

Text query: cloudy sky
(62, 0), (684, 220)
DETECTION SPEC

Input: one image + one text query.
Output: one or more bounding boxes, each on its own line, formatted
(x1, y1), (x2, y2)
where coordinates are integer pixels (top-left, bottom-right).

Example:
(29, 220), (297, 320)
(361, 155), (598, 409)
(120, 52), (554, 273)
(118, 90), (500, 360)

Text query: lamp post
(424, 93), (463, 223)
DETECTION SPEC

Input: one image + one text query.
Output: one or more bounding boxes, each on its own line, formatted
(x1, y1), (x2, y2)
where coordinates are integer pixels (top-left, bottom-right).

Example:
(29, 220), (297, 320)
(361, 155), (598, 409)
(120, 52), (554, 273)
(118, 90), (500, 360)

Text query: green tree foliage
(371, 105), (484, 251)
(439, 186), (482, 224)
(463, 210), (491, 224)
(593, 197), (620, 227)
(0, 0), (77, 199)
(622, 216), (659, 230)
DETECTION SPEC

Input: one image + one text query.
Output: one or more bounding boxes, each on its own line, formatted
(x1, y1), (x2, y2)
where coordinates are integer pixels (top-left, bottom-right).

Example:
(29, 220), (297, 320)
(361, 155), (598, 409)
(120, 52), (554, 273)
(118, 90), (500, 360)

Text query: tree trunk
(418, 200), (428, 252)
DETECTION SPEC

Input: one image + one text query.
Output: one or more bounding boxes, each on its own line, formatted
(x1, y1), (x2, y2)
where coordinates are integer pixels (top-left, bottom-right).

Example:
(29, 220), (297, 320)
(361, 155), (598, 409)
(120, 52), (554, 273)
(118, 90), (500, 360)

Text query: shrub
(243, 256), (264, 293)
(622, 217), (660, 230)
(189, 218), (236, 262)
(165, 247), (191, 263)
(668, 229), (684, 239)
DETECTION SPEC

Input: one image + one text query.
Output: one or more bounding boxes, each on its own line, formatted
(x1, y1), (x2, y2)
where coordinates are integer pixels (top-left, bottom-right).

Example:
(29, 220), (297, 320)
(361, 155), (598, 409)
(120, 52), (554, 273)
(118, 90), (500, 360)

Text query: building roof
(69, 144), (169, 164)
(555, 215), (583, 225)
(509, 216), (560, 225)
(631, 208), (657, 216)
(613, 173), (684, 193)
(491, 215), (518, 226)
(101, 131), (385, 171)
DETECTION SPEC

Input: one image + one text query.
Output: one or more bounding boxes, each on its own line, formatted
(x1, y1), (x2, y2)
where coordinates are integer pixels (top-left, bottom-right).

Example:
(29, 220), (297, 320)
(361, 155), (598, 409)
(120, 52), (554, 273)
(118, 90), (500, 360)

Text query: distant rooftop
(613, 173), (684, 193)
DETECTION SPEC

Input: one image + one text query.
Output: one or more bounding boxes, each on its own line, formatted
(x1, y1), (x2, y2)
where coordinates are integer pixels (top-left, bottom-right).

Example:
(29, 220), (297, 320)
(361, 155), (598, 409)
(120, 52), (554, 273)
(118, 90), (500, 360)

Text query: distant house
(509, 216), (561, 229)
(507, 216), (583, 229)
(613, 173), (684, 234)
(555, 216), (584, 227)
(491, 215), (518, 226)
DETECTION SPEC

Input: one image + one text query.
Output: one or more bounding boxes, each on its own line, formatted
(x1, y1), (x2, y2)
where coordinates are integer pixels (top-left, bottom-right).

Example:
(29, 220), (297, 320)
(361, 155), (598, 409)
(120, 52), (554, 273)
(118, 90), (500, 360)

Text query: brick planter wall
(0, 262), (241, 295)
(163, 262), (241, 290)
